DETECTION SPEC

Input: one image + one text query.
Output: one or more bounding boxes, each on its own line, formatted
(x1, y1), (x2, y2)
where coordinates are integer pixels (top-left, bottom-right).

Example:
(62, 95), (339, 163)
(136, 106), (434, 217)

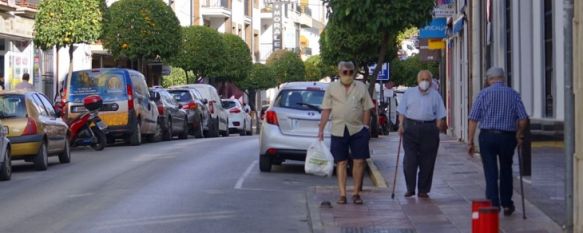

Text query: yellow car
(0, 91), (70, 171)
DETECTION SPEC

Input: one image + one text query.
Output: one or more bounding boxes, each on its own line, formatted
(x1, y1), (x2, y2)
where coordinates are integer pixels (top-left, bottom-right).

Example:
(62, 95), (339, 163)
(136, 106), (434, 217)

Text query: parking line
(234, 161), (257, 189)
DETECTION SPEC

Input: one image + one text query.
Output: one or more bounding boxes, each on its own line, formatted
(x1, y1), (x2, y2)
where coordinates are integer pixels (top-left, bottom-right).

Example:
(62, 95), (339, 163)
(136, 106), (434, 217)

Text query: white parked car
(259, 82), (331, 172)
(173, 84), (229, 137)
(221, 99), (253, 136)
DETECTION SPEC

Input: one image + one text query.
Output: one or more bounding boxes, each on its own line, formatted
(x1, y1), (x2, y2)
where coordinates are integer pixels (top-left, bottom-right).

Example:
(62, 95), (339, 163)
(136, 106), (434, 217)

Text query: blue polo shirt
(397, 87), (446, 121)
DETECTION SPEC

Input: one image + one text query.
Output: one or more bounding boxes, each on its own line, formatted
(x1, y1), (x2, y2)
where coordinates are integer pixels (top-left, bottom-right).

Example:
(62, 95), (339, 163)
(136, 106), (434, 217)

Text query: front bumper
(259, 123), (330, 162)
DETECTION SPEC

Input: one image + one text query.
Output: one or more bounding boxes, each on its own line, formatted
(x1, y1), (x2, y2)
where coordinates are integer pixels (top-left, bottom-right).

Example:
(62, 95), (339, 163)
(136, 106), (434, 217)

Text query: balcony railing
(202, 0), (229, 9)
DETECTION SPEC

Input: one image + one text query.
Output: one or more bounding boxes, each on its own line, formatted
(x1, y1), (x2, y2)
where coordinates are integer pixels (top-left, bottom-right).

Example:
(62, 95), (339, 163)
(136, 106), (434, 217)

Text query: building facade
(445, 0), (566, 142)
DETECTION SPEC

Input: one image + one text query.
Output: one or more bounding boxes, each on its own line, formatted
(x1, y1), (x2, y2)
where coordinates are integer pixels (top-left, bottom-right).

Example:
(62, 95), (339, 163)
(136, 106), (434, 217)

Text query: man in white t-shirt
(15, 73), (33, 90)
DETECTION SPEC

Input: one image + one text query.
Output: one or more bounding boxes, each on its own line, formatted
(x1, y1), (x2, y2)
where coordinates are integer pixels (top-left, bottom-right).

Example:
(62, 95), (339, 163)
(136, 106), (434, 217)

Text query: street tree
(238, 64), (277, 91)
(34, 0), (106, 90)
(266, 50), (306, 85)
(305, 55), (335, 81)
(170, 26), (227, 83)
(323, 0), (434, 95)
(390, 55), (439, 86)
(161, 67), (192, 88)
(219, 34), (253, 83)
(102, 0), (181, 82)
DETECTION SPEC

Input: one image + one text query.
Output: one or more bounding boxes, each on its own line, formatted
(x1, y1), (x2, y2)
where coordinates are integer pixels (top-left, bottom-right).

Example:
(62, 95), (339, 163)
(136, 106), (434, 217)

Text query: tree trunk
(67, 45), (74, 92)
(184, 69), (189, 84)
(368, 31), (390, 97)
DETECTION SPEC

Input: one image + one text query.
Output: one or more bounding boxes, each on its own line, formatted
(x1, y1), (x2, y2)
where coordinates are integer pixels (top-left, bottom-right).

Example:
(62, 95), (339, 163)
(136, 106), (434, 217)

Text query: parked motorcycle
(58, 95), (108, 151)
(378, 103), (390, 135)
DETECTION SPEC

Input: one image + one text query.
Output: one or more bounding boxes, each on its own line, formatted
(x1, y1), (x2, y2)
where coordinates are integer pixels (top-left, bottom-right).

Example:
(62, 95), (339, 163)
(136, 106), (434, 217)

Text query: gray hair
(486, 67), (506, 80)
(337, 61), (355, 71)
(417, 70), (433, 80)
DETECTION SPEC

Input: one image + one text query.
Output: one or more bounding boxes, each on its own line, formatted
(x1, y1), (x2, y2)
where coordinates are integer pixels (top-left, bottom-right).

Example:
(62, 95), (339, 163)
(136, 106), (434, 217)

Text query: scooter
(378, 103), (390, 135)
(58, 95), (108, 151)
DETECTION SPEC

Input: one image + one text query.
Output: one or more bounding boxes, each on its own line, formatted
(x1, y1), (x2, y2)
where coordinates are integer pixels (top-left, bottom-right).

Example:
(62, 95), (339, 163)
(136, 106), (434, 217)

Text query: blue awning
(419, 18), (448, 39)
(452, 15), (465, 34)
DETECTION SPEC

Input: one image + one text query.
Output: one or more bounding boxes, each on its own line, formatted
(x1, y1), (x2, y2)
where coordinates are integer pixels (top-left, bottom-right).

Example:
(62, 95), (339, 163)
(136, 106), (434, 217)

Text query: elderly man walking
(397, 70), (446, 198)
(468, 67), (528, 216)
(318, 61), (374, 205)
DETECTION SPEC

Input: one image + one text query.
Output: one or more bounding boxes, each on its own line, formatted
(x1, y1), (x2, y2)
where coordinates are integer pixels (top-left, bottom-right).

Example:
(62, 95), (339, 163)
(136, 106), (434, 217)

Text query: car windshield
(68, 70), (127, 103)
(221, 101), (238, 109)
(0, 95), (26, 118)
(274, 90), (325, 111)
(168, 90), (193, 103)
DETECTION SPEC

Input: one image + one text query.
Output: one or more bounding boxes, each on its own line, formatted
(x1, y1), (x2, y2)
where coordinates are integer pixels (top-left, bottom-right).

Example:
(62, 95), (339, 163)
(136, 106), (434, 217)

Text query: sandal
(352, 194), (364, 205)
(337, 196), (347, 205)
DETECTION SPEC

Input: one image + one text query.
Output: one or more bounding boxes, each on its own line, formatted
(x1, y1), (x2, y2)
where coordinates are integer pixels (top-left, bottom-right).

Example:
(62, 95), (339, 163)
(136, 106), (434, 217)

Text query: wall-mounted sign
(433, 4), (456, 18)
(419, 18), (447, 39)
(272, 3), (283, 50)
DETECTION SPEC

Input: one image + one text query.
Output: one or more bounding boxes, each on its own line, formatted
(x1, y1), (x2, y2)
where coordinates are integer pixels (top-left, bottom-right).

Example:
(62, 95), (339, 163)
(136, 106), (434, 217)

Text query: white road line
(235, 161), (257, 189)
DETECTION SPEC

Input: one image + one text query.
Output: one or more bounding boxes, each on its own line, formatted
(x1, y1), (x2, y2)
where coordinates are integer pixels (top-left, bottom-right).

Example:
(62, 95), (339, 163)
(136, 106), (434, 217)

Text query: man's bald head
(417, 70), (433, 83)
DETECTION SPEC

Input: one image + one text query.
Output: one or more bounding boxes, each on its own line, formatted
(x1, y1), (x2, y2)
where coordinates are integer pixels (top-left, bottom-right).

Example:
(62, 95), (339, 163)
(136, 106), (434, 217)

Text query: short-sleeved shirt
(468, 82), (529, 131)
(397, 87), (446, 121)
(15, 81), (33, 90)
(321, 81), (375, 137)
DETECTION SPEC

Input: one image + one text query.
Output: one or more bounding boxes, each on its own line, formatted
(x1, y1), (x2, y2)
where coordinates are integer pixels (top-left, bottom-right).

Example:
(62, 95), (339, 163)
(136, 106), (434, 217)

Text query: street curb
(367, 158), (388, 188)
(306, 187), (325, 233)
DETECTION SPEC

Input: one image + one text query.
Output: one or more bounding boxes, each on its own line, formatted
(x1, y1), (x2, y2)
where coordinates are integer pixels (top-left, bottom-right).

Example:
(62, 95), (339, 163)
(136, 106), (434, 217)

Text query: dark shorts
(330, 127), (370, 162)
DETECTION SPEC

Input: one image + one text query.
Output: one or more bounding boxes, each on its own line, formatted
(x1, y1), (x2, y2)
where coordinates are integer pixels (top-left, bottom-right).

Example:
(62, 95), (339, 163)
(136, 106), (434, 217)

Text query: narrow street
(0, 136), (337, 233)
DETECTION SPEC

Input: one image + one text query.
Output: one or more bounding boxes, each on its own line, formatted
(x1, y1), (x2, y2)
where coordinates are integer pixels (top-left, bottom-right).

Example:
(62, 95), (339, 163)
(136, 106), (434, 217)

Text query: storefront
(0, 11), (35, 91)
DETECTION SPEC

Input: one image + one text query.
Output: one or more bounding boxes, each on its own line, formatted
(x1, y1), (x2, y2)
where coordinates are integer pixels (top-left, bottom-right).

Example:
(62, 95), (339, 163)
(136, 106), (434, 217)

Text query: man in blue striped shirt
(467, 67), (529, 216)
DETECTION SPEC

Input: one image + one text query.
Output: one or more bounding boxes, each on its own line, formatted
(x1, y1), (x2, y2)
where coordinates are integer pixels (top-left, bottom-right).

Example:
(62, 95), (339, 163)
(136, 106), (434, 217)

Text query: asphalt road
(0, 135), (340, 233)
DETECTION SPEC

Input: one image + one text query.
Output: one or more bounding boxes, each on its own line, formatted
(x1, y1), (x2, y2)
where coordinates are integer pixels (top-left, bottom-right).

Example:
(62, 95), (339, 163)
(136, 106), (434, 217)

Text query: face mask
(340, 75), (353, 85)
(418, 80), (430, 91)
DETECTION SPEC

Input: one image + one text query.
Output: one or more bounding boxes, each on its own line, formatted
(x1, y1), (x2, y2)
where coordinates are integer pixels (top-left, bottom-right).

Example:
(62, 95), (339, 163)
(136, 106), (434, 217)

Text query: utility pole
(564, 0), (574, 232)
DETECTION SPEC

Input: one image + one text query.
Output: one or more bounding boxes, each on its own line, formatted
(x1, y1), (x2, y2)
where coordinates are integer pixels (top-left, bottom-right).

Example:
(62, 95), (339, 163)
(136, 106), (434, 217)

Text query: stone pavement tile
(413, 223), (461, 233)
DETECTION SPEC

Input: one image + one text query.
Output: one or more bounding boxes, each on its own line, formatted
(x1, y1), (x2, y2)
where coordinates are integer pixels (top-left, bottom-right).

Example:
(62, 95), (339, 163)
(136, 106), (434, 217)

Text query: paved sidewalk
(307, 134), (562, 233)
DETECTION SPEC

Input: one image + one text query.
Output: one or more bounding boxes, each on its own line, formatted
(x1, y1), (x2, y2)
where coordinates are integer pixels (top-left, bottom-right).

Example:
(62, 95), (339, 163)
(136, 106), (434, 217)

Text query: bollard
(472, 199), (492, 233)
(478, 207), (500, 233)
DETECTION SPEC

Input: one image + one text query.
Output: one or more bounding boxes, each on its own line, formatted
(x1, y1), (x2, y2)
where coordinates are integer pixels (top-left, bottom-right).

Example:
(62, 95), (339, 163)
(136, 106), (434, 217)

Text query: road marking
(234, 161), (257, 189)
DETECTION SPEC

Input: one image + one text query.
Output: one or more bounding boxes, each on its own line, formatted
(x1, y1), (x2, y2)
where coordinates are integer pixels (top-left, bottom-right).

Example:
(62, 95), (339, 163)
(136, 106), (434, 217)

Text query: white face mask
(418, 80), (431, 91)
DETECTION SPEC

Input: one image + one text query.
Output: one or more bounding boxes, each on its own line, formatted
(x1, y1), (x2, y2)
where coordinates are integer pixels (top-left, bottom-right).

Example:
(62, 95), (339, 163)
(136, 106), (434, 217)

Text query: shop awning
(452, 15), (465, 34)
(419, 18), (448, 39)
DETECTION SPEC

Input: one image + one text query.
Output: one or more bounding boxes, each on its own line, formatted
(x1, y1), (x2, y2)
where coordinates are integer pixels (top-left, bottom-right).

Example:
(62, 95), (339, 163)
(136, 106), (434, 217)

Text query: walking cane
(517, 146), (527, 219)
(391, 134), (403, 199)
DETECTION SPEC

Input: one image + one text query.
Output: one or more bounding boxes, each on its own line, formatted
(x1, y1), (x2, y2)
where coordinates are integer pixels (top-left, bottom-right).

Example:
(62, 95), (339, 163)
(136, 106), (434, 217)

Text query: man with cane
(467, 67), (529, 216)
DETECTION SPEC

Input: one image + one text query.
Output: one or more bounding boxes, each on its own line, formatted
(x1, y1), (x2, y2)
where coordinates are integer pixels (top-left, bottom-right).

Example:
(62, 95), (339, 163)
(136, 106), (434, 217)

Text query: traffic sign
(369, 63), (390, 81)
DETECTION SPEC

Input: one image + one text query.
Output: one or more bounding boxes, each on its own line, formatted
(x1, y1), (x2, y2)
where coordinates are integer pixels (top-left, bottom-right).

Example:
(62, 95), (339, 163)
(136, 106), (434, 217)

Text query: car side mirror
(202, 99), (208, 105)
(178, 104), (183, 109)
(55, 109), (63, 118)
(245, 109), (250, 113)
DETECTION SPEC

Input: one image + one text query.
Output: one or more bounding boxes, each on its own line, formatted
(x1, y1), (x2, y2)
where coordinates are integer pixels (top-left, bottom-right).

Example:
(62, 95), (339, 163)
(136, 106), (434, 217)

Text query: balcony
(201, 0), (231, 18)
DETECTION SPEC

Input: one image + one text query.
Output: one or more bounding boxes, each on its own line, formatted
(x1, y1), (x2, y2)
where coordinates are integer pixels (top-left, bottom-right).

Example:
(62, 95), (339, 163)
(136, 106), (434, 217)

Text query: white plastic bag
(305, 140), (334, 177)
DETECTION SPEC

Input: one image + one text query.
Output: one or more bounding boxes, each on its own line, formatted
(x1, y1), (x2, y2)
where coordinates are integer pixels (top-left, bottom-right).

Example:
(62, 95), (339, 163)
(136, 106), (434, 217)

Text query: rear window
(274, 90), (325, 111)
(168, 90), (193, 103)
(0, 95), (26, 118)
(68, 70), (127, 103)
(221, 101), (238, 109)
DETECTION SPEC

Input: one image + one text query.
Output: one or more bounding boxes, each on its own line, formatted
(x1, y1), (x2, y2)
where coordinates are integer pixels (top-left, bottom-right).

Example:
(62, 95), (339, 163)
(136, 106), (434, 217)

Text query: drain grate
(341, 227), (416, 233)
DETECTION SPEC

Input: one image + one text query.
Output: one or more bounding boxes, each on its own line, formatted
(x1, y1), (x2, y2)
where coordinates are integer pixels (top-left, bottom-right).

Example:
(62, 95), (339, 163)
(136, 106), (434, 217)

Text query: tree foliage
(390, 55), (439, 86)
(219, 34), (252, 83)
(238, 64), (277, 91)
(170, 26), (227, 81)
(322, 0), (434, 95)
(305, 55), (335, 81)
(102, 0), (181, 60)
(266, 50), (306, 85)
(161, 67), (191, 88)
(396, 27), (419, 44)
(34, 0), (105, 50)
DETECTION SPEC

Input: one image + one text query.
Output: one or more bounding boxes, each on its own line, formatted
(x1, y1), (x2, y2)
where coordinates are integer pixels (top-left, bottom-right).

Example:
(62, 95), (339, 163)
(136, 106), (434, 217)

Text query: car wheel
(193, 118), (204, 139)
(34, 142), (49, 171)
(0, 148), (11, 181)
(91, 127), (107, 151)
(146, 123), (162, 143)
(239, 122), (246, 136)
(259, 154), (272, 172)
(129, 122), (142, 146)
(58, 139), (71, 163)
(208, 118), (220, 138)
(221, 120), (229, 137)
(247, 121), (253, 136)
(162, 118), (173, 141)
(178, 119), (189, 140)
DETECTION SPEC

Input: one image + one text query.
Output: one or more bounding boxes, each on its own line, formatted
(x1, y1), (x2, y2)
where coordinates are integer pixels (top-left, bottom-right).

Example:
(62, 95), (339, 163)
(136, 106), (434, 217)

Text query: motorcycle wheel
(91, 127), (107, 151)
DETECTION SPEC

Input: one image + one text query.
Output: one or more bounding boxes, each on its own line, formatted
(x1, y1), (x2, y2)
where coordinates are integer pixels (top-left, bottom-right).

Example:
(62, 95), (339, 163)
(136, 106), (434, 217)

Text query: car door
(30, 94), (60, 153)
(36, 94), (68, 151)
(164, 92), (184, 131)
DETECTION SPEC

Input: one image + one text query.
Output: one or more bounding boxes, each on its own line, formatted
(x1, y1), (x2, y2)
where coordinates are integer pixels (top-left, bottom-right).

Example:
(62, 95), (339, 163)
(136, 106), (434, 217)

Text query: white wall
(54, 45), (93, 86)
(173, 0), (194, 26)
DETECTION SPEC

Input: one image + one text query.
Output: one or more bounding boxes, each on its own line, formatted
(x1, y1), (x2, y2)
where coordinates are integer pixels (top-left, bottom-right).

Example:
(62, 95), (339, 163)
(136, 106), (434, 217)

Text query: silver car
(259, 82), (331, 172)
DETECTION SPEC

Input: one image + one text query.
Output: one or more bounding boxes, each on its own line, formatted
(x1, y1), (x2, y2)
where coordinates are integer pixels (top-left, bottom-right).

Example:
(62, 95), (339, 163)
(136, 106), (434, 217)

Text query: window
(31, 94), (48, 116)
(543, 0), (553, 117)
(36, 94), (56, 117)
(505, 0), (512, 87)
(168, 90), (193, 103)
(0, 95), (26, 118)
(274, 90), (325, 111)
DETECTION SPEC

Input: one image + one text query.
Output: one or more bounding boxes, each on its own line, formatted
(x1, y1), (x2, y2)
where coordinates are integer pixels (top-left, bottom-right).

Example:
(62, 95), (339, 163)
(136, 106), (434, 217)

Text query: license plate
(96, 121), (107, 130)
(72, 106), (87, 113)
